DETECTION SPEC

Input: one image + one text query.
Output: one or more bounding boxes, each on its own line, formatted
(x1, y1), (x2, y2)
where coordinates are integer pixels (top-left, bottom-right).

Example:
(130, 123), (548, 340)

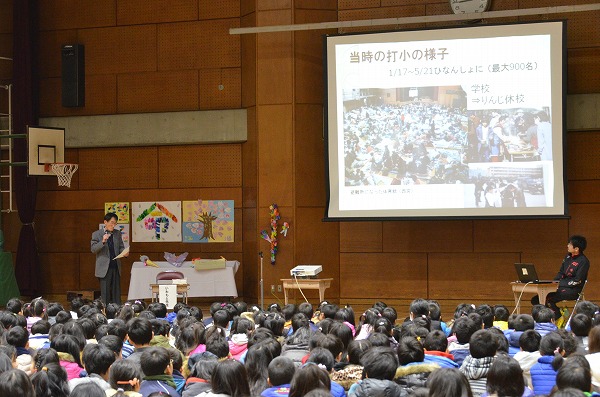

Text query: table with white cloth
(127, 261), (239, 300)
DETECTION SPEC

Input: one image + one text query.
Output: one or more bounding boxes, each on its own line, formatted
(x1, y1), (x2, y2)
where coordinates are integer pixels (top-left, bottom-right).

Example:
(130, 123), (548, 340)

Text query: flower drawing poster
(182, 200), (234, 243)
(132, 201), (182, 242)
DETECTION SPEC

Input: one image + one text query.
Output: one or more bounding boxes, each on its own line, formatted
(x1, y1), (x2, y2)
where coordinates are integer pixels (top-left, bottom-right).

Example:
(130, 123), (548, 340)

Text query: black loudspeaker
(61, 44), (85, 107)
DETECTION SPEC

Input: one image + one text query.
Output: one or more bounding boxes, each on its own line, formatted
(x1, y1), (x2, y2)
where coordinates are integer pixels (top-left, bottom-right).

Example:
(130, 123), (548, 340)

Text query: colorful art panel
(99, 224), (130, 248)
(182, 200), (234, 243)
(105, 202), (130, 223)
(132, 201), (182, 242)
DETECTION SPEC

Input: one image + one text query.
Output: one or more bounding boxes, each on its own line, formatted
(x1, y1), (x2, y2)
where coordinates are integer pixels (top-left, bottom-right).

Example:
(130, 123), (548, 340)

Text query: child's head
(0, 369), (35, 397)
(289, 363), (330, 397)
(6, 325), (29, 348)
(360, 346), (398, 380)
(571, 314), (592, 337)
(328, 321), (353, 352)
(315, 334), (344, 362)
(514, 314), (535, 331)
(397, 336), (424, 365)
(476, 304), (494, 328)
(347, 339), (371, 365)
(424, 330), (448, 352)
(32, 347), (59, 373)
(82, 344), (115, 376)
(282, 304), (297, 321)
(428, 300), (442, 321)
(493, 305), (509, 322)
(267, 356), (295, 387)
(140, 347), (172, 377)
(539, 331), (564, 356)
(6, 298), (23, 314)
(469, 329), (497, 359)
(98, 335), (123, 358)
(452, 316), (475, 344)
(212, 310), (229, 328)
(428, 368), (473, 397)
(205, 326), (229, 359)
(307, 347), (335, 372)
(410, 298), (430, 318)
(297, 303), (313, 321)
(189, 352), (218, 381)
(556, 359), (592, 393)
(30, 298), (49, 318)
(519, 329), (542, 353)
(574, 301), (598, 319)
(486, 354), (524, 397)
(50, 334), (83, 367)
(126, 317), (153, 346)
(147, 302), (168, 318)
(534, 307), (555, 324)
(211, 359), (251, 397)
(150, 319), (171, 337)
(109, 359), (141, 392)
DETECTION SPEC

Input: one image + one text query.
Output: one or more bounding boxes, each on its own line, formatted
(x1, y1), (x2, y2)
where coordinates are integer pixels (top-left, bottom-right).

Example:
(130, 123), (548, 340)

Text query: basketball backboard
(27, 126), (65, 176)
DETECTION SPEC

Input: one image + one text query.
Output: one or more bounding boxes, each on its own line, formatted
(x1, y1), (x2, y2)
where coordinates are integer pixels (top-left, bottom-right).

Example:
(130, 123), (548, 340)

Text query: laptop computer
(514, 263), (555, 284)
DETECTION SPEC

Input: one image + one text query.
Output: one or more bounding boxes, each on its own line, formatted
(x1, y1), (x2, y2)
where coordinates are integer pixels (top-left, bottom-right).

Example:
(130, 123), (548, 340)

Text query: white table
(127, 261), (239, 300)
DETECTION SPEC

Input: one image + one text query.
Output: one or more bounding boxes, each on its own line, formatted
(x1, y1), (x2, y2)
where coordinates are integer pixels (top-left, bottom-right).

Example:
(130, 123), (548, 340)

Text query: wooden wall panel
(257, 0), (292, 11)
(429, 253), (520, 301)
(117, 0), (198, 25)
(39, 253), (80, 293)
(241, 15), (257, 108)
(242, 207), (258, 301)
(158, 145), (242, 188)
(0, 0), (12, 34)
(339, 5), (426, 21)
(199, 0), (241, 19)
(243, 106), (258, 208)
(39, 74), (117, 117)
(296, 206), (341, 297)
(157, 20), (241, 71)
(295, 104), (326, 207)
(78, 147), (158, 190)
(569, 180), (600, 204)
(36, 211), (97, 253)
(340, 222), (382, 252)
(474, 219), (568, 253)
(383, 220), (473, 253)
(568, 49), (600, 95)
(79, 26), (157, 75)
(118, 70), (199, 113)
(199, 67), (242, 109)
(294, 25), (332, 104)
(39, 0), (116, 31)
(0, 33), (11, 80)
(256, 12), (292, 105)
(338, 0), (380, 10)
(296, 0), (337, 9)
(340, 253), (427, 299)
(568, 131), (600, 180)
(257, 104), (293, 207)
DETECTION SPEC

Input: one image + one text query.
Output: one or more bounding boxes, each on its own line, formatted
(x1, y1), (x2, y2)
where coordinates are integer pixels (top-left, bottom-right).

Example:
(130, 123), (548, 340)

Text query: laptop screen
(514, 263), (539, 283)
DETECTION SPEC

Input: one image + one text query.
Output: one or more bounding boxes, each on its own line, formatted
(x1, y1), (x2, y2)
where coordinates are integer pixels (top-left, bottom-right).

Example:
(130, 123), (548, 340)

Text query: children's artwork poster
(182, 200), (234, 243)
(99, 224), (130, 248)
(105, 202), (130, 223)
(131, 201), (182, 242)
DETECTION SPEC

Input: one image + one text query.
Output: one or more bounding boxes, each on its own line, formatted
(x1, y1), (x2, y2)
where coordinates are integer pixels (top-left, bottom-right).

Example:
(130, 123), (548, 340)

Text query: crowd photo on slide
(342, 86), (551, 208)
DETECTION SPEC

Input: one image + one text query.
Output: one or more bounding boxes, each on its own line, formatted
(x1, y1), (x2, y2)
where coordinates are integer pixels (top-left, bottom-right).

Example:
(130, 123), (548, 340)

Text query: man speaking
(91, 212), (128, 305)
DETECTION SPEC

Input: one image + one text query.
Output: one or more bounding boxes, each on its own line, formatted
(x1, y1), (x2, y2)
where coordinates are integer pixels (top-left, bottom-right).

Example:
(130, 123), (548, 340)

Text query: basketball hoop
(48, 163), (78, 187)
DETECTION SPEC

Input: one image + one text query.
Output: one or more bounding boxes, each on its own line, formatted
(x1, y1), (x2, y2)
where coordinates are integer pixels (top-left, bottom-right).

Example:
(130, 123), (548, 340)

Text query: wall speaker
(61, 44), (85, 107)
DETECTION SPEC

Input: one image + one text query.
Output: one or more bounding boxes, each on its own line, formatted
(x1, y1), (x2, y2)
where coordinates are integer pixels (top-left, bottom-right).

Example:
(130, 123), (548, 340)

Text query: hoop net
(50, 163), (78, 187)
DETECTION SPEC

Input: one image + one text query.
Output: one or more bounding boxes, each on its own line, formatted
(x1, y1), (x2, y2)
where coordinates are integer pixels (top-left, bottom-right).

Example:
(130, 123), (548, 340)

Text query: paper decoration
(140, 255), (158, 267)
(182, 200), (234, 243)
(104, 202), (130, 223)
(98, 224), (130, 249)
(159, 284), (177, 309)
(132, 201), (182, 242)
(164, 252), (188, 267)
(260, 204), (289, 264)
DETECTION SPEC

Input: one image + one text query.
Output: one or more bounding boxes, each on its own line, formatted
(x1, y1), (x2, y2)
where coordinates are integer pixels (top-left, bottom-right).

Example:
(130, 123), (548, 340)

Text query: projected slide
(325, 22), (566, 219)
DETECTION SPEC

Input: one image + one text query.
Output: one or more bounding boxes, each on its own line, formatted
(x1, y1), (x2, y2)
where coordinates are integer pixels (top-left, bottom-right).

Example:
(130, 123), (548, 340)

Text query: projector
(290, 265), (322, 277)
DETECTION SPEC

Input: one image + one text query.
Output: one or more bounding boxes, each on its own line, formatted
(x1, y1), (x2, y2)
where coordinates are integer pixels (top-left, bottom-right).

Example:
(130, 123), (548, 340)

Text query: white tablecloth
(127, 261), (239, 300)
